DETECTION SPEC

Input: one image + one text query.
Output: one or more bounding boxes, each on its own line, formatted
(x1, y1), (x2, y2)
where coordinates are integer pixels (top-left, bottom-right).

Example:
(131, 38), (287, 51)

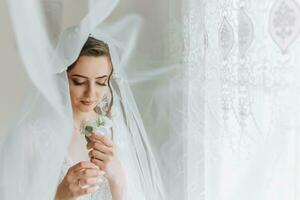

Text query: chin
(79, 107), (95, 113)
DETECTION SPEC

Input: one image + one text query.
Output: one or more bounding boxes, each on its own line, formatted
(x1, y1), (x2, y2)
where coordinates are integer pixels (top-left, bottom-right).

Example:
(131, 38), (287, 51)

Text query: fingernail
(92, 164), (99, 169)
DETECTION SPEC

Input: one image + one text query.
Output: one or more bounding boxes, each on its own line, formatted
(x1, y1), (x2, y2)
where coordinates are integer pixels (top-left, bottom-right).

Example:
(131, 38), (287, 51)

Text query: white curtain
(183, 0), (300, 199)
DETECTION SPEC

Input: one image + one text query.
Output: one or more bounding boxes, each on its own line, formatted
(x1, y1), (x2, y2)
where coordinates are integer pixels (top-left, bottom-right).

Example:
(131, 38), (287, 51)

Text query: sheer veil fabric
(0, 0), (166, 199)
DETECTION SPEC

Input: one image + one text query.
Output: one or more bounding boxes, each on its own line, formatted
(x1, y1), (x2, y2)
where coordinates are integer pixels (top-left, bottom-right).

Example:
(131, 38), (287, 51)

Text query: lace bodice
(59, 156), (112, 200)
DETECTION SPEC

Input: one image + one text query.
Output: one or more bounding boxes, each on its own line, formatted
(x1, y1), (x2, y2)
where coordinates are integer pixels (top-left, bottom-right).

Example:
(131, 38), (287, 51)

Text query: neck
(73, 109), (97, 129)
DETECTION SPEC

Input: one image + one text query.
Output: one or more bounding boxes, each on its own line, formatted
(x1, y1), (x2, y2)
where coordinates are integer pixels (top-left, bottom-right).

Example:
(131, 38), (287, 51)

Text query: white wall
(0, 0), (29, 135)
(0, 0), (88, 135)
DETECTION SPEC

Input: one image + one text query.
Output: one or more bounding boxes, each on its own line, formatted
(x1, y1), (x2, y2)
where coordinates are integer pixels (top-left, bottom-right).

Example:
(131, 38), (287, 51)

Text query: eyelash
(96, 82), (107, 86)
(73, 80), (85, 85)
(72, 80), (107, 86)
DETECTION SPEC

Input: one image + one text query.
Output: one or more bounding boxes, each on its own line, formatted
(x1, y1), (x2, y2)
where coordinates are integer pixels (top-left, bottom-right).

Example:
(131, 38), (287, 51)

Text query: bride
(55, 37), (124, 200)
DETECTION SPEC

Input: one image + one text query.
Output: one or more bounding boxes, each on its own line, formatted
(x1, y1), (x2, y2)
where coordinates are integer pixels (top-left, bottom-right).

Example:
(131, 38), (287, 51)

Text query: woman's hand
(86, 133), (122, 181)
(55, 161), (103, 200)
(87, 133), (126, 200)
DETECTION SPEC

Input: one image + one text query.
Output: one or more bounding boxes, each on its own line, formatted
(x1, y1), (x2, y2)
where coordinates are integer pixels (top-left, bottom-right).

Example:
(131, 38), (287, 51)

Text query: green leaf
(85, 135), (91, 143)
(85, 126), (93, 133)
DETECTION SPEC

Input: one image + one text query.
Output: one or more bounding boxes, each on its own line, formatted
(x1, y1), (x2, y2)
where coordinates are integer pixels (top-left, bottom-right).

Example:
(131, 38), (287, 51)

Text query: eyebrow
(72, 74), (108, 79)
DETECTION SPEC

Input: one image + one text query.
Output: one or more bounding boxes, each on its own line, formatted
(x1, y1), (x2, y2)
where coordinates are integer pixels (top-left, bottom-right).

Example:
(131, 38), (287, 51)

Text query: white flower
(80, 115), (113, 142)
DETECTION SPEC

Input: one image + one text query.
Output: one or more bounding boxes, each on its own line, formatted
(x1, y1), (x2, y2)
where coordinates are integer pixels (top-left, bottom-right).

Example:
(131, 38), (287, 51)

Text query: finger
(91, 133), (113, 147)
(87, 141), (114, 155)
(91, 158), (106, 171)
(89, 149), (110, 161)
(68, 179), (92, 195)
(76, 168), (103, 179)
(90, 132), (105, 143)
(78, 177), (103, 186)
(69, 161), (99, 174)
(75, 184), (100, 196)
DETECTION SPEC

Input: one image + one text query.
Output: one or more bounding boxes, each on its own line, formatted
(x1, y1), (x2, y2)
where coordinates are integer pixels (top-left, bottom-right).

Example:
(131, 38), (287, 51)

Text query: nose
(85, 81), (96, 99)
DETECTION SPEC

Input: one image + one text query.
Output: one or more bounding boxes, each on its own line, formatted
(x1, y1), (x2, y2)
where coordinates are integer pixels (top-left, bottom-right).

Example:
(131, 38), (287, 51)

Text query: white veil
(0, 0), (165, 199)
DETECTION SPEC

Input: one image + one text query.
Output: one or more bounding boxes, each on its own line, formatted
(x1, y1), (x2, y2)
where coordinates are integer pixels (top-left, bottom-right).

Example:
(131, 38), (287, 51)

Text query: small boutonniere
(80, 115), (113, 142)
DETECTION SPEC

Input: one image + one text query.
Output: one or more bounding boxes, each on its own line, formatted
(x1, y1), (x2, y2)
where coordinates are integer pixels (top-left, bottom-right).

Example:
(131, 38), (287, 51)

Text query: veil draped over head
(0, 0), (166, 199)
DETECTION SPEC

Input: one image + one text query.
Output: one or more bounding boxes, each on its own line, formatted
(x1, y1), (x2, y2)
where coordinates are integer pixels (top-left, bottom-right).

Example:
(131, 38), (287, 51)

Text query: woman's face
(67, 56), (111, 113)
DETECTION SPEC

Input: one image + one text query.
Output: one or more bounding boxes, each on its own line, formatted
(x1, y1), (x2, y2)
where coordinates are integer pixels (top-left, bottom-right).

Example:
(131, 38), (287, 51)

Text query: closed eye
(96, 82), (107, 86)
(72, 79), (86, 85)
(96, 78), (108, 86)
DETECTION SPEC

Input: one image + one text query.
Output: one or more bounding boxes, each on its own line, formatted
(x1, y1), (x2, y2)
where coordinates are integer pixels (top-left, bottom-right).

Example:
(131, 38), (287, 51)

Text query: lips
(80, 100), (95, 106)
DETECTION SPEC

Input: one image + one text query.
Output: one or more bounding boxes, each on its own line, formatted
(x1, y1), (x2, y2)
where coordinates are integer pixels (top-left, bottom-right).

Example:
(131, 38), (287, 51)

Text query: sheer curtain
(183, 0), (300, 199)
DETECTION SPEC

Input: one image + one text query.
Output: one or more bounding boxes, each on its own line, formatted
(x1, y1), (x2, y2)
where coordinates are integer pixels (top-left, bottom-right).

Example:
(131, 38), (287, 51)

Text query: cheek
(69, 85), (84, 102)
